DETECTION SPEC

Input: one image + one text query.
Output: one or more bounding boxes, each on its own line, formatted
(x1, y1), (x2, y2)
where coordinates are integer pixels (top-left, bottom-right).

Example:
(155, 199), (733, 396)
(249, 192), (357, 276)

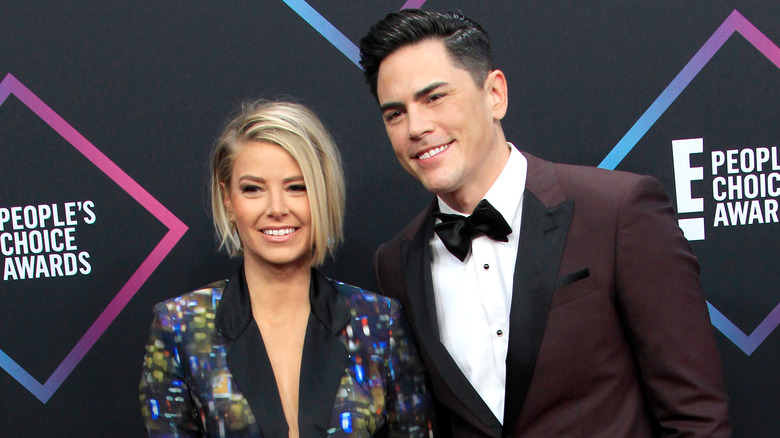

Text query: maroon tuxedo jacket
(374, 151), (731, 437)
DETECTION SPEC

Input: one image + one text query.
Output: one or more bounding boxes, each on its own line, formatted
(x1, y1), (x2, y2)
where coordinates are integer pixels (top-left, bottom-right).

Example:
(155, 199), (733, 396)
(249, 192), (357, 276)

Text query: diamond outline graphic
(283, 2), (780, 355)
(598, 10), (780, 356)
(0, 73), (188, 402)
(281, 0), (427, 68)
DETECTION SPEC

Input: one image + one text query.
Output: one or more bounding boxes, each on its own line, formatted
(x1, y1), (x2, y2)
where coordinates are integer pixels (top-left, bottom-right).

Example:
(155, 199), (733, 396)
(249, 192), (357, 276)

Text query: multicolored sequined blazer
(139, 267), (434, 437)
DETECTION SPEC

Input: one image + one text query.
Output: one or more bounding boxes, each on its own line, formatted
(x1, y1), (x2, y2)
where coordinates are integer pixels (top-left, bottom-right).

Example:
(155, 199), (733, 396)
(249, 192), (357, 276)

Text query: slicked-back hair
(359, 9), (494, 100)
(210, 99), (345, 266)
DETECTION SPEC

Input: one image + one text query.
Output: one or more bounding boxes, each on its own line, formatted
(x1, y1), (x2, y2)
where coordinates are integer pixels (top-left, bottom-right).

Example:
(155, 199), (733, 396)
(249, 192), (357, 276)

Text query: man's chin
(422, 181), (455, 197)
(410, 169), (458, 196)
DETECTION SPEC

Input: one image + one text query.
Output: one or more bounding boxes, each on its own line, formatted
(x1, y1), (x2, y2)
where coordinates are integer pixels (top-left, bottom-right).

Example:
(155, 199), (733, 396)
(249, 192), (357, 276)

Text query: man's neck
(439, 142), (511, 214)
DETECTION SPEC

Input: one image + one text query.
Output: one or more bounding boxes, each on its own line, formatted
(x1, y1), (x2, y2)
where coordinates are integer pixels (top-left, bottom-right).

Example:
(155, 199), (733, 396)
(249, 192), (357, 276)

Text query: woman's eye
(288, 184), (307, 192)
(240, 184), (262, 194)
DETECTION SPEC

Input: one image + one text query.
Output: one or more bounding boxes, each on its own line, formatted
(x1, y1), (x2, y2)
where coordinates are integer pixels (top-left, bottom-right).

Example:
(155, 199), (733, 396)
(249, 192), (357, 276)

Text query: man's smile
(414, 141), (453, 160)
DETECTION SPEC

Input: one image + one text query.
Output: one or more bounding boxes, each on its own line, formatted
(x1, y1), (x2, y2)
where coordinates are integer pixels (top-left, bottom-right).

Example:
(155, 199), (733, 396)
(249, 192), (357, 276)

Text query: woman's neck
(243, 259), (311, 324)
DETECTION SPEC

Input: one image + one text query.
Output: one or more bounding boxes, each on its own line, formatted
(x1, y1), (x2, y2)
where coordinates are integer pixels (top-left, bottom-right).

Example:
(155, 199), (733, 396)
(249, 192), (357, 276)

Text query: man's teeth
(418, 144), (449, 159)
(263, 228), (295, 236)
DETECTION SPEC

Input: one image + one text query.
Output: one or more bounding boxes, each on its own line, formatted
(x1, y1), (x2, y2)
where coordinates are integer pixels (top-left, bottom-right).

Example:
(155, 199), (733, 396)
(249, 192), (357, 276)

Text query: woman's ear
(220, 182), (233, 218)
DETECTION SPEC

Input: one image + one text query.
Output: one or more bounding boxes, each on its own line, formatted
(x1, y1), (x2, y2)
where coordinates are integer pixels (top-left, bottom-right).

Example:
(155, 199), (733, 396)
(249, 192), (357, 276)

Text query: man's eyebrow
(378, 81), (448, 113)
(379, 101), (403, 113)
(413, 82), (447, 101)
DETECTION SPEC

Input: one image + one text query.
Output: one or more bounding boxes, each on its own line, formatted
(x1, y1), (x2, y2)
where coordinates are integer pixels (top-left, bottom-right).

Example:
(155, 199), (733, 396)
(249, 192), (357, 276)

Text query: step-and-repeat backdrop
(1, 1), (777, 436)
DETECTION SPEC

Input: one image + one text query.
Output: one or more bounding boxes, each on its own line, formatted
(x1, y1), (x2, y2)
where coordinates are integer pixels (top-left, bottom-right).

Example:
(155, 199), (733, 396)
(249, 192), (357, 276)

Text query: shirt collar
(437, 143), (527, 225)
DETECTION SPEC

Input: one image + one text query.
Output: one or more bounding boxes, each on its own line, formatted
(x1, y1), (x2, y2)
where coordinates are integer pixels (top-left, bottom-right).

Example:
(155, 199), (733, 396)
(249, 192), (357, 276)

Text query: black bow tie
(433, 199), (512, 262)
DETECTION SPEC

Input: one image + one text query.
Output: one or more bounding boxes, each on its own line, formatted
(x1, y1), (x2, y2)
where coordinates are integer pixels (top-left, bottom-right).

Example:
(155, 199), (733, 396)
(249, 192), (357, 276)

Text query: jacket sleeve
(383, 298), (436, 437)
(139, 302), (201, 437)
(615, 175), (731, 437)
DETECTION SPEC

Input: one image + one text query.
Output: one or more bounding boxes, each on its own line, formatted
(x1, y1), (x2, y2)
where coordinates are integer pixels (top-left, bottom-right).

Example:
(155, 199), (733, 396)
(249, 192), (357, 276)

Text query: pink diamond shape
(0, 73), (188, 402)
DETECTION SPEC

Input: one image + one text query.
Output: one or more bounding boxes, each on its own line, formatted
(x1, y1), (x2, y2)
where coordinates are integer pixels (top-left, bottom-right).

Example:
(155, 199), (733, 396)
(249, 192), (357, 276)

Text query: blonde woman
(140, 100), (434, 437)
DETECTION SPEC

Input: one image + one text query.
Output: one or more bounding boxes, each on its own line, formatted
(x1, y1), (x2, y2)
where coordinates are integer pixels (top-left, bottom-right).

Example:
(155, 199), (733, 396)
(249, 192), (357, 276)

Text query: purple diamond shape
(0, 73), (188, 402)
(598, 10), (780, 356)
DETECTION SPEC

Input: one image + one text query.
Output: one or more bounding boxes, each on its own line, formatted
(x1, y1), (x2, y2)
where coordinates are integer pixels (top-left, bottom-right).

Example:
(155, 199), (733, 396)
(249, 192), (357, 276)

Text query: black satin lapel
(401, 221), (439, 342)
(215, 266), (252, 340)
(298, 275), (350, 436)
(503, 193), (574, 433)
(226, 320), (288, 438)
(218, 266), (287, 436)
(402, 212), (502, 436)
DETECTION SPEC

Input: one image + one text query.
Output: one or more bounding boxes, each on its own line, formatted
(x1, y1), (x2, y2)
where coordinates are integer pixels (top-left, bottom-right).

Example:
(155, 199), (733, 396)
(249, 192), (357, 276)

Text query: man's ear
(485, 69), (508, 121)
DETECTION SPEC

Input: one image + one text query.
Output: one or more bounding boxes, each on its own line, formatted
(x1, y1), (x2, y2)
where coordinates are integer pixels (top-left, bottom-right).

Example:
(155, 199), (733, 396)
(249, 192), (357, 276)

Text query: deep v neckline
(216, 267), (352, 436)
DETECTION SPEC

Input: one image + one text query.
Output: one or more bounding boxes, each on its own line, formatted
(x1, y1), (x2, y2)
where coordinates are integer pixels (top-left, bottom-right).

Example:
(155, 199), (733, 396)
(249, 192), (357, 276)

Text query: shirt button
(483, 263), (490, 270)
(496, 329), (503, 337)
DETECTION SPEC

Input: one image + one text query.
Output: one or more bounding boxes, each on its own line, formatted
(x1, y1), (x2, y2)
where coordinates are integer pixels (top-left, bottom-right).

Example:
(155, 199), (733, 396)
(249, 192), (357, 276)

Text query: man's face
(376, 39), (507, 209)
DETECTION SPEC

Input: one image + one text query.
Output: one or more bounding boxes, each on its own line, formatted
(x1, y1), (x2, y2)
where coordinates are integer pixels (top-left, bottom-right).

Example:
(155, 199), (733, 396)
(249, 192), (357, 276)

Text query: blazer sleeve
(139, 302), (201, 437)
(383, 298), (436, 437)
(615, 176), (731, 437)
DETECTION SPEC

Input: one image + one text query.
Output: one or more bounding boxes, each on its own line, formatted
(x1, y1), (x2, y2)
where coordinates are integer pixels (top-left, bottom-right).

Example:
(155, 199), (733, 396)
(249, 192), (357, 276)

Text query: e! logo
(672, 138), (705, 240)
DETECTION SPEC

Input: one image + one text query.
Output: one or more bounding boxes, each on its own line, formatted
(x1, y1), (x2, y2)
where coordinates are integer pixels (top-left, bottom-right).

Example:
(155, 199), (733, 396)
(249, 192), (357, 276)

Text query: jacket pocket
(550, 268), (595, 309)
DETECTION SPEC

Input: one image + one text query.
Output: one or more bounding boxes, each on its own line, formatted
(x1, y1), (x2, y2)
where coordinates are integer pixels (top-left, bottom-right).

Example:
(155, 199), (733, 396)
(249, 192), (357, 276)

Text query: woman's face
(222, 141), (312, 271)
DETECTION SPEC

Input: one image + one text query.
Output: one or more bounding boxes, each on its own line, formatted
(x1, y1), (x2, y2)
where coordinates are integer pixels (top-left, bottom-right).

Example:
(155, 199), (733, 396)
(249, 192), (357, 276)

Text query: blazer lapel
(216, 267), (288, 438)
(298, 271), (351, 436)
(503, 153), (574, 433)
(401, 201), (502, 437)
(216, 268), (350, 437)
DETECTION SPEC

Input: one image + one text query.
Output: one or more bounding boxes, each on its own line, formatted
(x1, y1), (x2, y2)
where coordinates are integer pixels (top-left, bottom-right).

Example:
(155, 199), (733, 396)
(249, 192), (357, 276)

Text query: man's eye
(384, 110), (402, 122)
(428, 93), (445, 103)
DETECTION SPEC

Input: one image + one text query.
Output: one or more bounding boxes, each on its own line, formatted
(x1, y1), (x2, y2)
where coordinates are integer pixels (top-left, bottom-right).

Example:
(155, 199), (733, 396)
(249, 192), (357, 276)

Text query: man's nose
(407, 106), (434, 139)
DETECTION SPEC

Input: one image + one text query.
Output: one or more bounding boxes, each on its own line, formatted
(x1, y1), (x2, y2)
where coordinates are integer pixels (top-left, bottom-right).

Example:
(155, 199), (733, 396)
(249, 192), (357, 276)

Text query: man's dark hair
(359, 9), (494, 100)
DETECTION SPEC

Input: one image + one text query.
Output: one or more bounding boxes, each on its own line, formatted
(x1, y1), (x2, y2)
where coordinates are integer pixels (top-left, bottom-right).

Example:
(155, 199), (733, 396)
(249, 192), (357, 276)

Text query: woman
(139, 100), (433, 437)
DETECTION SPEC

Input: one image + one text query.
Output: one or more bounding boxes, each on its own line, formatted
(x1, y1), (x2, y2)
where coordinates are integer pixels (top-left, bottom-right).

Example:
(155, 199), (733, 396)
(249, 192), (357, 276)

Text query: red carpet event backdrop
(0, 1), (777, 436)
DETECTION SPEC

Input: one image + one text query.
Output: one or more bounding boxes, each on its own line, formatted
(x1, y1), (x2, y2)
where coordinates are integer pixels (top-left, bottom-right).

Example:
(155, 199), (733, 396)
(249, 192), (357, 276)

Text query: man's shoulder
(373, 202), (433, 296)
(378, 201), (433, 251)
(525, 151), (658, 197)
(526, 152), (641, 182)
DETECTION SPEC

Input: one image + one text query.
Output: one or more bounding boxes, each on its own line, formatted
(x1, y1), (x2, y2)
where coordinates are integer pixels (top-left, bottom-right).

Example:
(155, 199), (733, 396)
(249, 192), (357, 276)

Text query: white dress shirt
(431, 144), (527, 424)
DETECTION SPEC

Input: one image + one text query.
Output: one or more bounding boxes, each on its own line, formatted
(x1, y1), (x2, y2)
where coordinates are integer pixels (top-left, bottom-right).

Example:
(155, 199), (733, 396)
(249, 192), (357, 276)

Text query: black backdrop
(0, 1), (777, 436)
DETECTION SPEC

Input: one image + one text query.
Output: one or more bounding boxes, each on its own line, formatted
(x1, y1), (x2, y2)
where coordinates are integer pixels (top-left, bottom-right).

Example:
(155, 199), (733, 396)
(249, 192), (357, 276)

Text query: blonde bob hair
(210, 99), (345, 266)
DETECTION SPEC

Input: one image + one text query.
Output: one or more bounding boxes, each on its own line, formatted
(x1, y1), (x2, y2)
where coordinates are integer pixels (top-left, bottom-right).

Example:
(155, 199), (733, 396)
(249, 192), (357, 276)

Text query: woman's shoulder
(326, 277), (401, 316)
(154, 279), (229, 318)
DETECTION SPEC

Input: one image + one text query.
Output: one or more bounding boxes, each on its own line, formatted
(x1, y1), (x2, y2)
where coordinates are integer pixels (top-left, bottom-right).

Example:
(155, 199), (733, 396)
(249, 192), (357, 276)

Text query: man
(359, 9), (731, 437)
